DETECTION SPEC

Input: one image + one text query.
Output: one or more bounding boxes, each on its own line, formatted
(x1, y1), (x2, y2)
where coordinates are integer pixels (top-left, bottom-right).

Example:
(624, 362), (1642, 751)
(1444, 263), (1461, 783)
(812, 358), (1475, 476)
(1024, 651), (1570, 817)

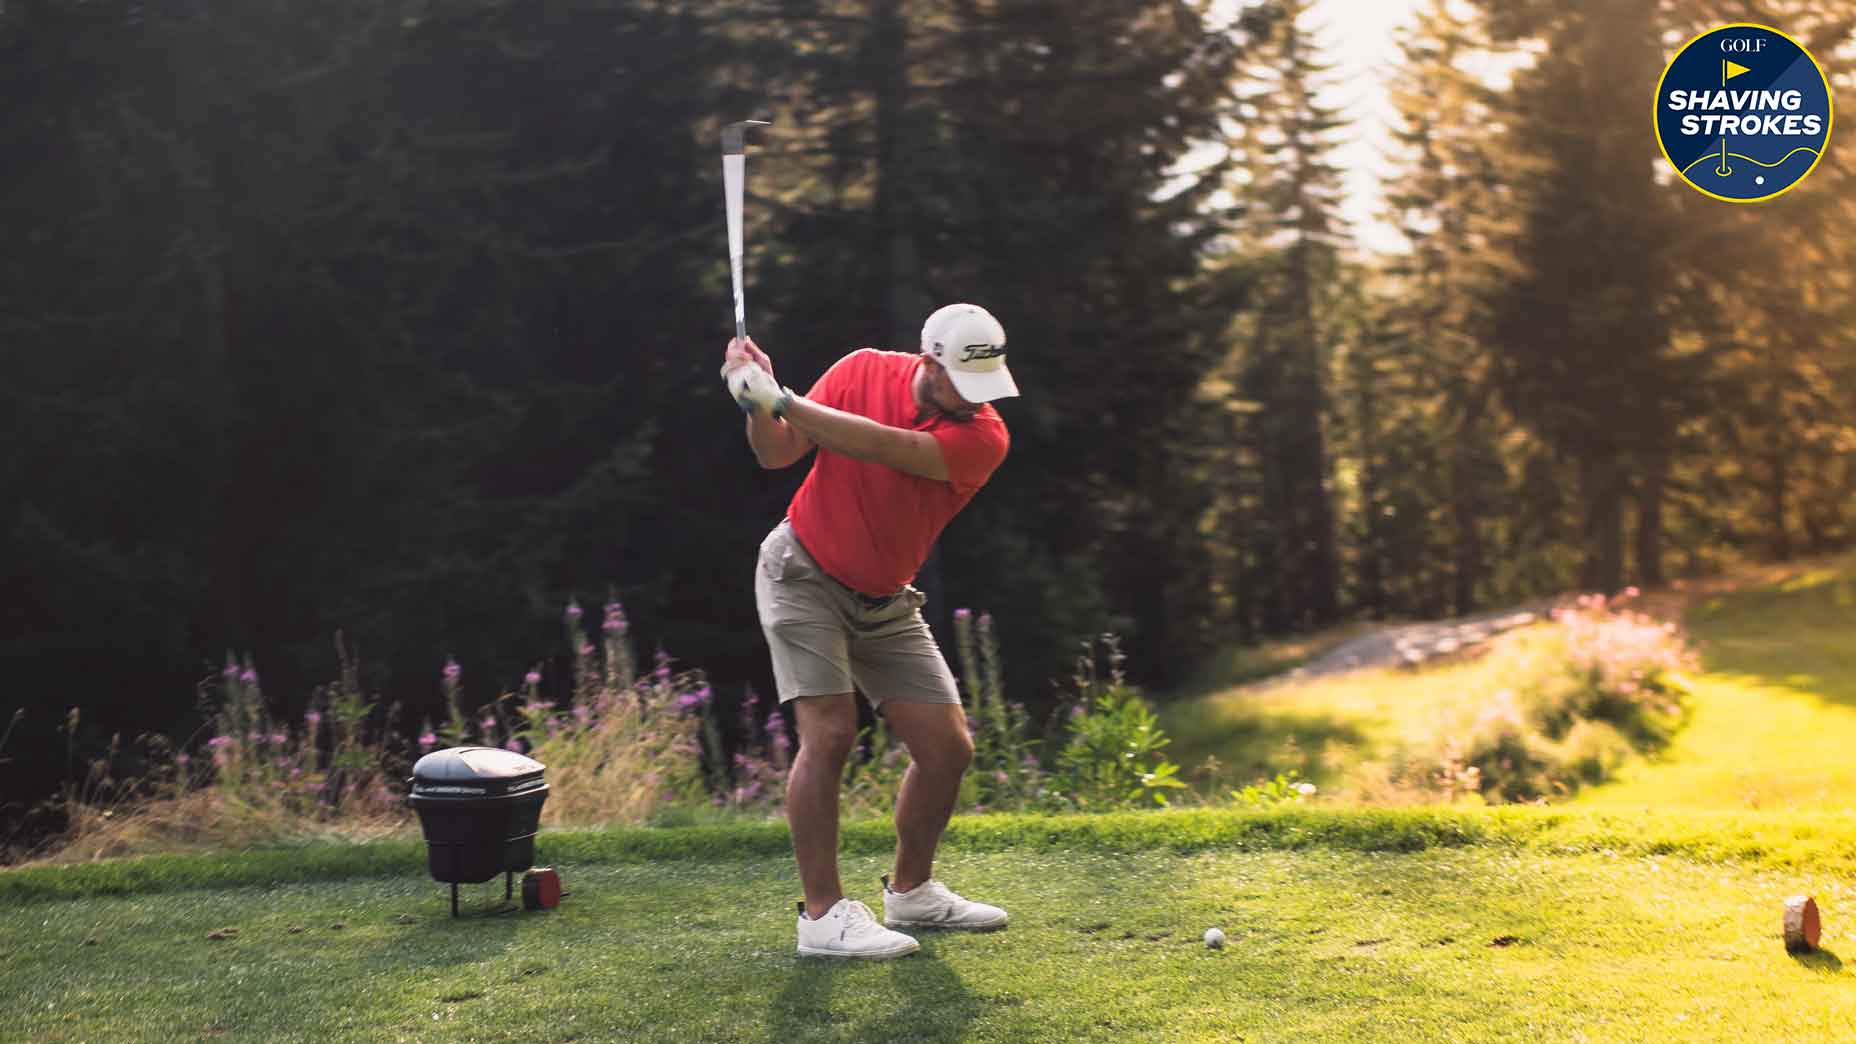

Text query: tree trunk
(1635, 449), (1667, 588)
(869, 0), (930, 349)
(1355, 346), (1384, 620)
(1769, 446), (1792, 561)
(1449, 387), (1487, 615)
(1581, 453), (1625, 594)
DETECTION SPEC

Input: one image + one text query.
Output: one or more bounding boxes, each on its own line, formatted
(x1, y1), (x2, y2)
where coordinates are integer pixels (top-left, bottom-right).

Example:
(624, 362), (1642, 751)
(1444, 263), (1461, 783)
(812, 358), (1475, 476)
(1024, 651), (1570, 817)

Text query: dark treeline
(3, 0), (1852, 833)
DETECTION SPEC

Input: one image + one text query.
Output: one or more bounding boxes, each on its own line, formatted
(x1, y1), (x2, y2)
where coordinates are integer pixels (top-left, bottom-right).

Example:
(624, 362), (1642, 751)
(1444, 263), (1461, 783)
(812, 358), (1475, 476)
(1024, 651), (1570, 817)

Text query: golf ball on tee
(1204, 927), (1225, 948)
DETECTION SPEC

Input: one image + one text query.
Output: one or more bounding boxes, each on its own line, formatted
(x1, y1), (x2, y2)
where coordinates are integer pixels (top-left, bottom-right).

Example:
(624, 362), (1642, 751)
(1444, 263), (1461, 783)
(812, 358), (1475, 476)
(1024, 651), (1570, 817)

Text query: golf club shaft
(724, 151), (747, 342)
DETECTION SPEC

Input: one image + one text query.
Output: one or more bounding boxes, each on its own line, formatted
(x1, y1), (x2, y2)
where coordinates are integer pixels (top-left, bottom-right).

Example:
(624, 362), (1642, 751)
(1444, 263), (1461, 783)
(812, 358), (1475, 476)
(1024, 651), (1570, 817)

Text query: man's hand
(723, 335), (810, 467)
(728, 360), (789, 415)
(721, 336), (776, 379)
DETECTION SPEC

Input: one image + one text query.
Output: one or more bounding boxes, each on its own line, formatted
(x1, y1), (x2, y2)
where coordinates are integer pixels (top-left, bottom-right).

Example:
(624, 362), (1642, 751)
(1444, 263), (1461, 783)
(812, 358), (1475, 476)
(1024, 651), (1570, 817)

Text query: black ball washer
(408, 746), (558, 916)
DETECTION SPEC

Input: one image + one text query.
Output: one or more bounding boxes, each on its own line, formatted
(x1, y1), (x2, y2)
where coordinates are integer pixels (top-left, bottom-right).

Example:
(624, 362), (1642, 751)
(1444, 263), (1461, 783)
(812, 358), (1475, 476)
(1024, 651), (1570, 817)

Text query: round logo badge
(1655, 24), (1832, 203)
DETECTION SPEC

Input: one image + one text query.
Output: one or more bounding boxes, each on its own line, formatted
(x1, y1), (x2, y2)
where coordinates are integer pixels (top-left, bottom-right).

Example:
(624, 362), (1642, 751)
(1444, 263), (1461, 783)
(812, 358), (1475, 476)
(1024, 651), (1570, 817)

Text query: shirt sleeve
(930, 414), (1009, 497)
(803, 350), (868, 411)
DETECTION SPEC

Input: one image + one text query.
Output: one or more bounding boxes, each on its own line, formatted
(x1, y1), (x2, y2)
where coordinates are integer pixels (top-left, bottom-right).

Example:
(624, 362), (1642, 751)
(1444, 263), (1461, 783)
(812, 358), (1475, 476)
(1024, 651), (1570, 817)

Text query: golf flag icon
(1724, 59), (1751, 84)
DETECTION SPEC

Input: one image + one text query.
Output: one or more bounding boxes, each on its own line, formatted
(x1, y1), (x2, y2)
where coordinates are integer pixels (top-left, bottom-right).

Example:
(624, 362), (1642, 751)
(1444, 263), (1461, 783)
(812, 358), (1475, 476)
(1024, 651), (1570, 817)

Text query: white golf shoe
(881, 876), (1009, 931)
(796, 898), (921, 959)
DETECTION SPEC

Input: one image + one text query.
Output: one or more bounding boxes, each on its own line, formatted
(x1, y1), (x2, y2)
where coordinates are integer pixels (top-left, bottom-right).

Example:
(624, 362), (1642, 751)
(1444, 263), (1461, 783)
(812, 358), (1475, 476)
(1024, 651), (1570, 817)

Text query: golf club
(722, 119), (771, 343)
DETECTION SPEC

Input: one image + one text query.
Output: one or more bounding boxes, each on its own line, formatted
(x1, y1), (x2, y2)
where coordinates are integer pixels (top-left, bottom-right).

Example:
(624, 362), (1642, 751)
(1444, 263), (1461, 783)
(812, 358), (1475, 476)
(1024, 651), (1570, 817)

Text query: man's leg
(877, 700), (974, 893)
(786, 693), (860, 921)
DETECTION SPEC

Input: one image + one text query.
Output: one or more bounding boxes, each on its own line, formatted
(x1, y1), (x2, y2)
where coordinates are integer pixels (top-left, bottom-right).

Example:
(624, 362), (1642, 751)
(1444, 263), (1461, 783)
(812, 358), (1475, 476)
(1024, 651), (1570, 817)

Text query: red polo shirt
(787, 349), (1009, 597)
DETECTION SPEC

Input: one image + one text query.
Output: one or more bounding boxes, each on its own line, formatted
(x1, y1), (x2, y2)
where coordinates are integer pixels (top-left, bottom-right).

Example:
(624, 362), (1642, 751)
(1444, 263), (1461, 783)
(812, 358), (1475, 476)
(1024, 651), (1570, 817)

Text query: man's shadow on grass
(769, 939), (982, 1043)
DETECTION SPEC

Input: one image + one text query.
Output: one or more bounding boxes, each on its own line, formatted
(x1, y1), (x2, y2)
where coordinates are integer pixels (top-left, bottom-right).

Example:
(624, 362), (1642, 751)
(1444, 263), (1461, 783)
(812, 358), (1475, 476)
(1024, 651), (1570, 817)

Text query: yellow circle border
(1653, 22), (1834, 204)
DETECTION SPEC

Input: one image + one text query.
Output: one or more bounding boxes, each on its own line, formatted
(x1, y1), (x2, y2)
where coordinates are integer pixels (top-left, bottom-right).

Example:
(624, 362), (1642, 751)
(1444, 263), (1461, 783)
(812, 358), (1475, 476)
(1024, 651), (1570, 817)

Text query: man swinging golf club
(721, 303), (1018, 959)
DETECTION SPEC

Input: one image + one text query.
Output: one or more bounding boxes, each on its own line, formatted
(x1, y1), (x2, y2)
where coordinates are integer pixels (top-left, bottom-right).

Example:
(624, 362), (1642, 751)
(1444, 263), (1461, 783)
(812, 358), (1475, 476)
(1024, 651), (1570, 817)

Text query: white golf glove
(726, 361), (791, 416)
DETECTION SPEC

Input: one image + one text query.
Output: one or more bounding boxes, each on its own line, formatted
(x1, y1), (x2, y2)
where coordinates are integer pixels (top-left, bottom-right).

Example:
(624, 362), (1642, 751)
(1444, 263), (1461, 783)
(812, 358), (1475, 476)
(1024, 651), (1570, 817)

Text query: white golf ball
(1204, 927), (1225, 949)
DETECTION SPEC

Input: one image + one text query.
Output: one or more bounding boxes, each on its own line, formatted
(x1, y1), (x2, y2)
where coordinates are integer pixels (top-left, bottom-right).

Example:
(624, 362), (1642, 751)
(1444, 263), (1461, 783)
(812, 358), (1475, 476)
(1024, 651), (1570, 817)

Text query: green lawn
(6, 839), (1855, 1043)
(1578, 556), (1856, 812)
(7, 555), (1855, 1041)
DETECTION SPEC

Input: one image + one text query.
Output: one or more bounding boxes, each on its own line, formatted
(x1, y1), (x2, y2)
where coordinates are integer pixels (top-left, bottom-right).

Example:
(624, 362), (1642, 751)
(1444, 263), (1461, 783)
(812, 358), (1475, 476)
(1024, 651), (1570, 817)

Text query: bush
(1231, 770), (1319, 809)
(1053, 635), (1188, 809)
(1395, 590), (1697, 803)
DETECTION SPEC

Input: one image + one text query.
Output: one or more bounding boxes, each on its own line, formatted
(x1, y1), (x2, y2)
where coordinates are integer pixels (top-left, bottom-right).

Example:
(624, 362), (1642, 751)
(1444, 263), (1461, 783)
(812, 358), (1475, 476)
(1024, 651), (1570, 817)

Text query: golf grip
(724, 152), (747, 342)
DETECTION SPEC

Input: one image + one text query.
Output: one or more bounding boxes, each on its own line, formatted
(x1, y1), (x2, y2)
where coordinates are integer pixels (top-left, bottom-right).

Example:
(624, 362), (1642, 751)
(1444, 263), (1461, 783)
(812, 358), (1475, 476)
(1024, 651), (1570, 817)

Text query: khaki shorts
(755, 521), (961, 707)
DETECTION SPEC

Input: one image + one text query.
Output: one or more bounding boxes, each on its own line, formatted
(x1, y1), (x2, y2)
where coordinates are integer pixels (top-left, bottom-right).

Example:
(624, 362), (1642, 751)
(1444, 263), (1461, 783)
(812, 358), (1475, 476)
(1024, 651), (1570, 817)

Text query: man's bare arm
(745, 410), (814, 470)
(778, 394), (948, 481)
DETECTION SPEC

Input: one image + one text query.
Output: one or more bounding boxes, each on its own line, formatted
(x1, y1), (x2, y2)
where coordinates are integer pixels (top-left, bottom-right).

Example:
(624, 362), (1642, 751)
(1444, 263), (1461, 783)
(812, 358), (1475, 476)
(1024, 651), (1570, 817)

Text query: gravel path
(1272, 599), (1565, 685)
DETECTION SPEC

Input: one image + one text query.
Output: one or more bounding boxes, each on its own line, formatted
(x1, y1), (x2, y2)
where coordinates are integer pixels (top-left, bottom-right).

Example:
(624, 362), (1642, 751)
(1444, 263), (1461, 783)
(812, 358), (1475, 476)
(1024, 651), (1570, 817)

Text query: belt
(785, 522), (902, 610)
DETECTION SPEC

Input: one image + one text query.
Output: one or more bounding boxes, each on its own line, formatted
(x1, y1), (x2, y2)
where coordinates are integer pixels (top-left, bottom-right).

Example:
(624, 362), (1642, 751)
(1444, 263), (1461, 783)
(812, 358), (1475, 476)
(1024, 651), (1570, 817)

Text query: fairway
(6, 845), (1855, 1043)
(1579, 557), (1856, 812)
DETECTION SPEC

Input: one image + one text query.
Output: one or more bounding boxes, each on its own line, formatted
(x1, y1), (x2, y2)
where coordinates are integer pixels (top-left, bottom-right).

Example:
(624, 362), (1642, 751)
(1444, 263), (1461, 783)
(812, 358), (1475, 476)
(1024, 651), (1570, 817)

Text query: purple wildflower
(418, 731), (437, 749)
(995, 770), (1010, 785)
(239, 669), (258, 686)
(676, 688), (710, 713)
(565, 599), (584, 623)
(175, 753), (191, 767)
(222, 659), (239, 681)
(954, 607), (972, 621)
(503, 739), (523, 753)
(269, 733), (287, 746)
(572, 705), (591, 724)
(304, 710), (322, 729)
(443, 659), (461, 682)
(603, 601), (629, 634)
(207, 736), (232, 749)
(525, 670), (542, 687)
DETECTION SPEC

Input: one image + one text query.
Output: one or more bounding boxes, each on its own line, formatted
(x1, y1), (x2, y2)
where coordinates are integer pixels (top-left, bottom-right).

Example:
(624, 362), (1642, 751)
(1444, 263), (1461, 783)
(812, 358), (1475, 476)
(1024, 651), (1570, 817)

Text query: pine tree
(1375, 0), (1523, 613)
(1224, 0), (1347, 631)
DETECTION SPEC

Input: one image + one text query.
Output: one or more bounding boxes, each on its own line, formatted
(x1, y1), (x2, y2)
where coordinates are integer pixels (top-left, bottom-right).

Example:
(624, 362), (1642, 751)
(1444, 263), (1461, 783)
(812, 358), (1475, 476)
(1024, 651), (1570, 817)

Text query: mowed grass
(5, 842), (1856, 1043)
(1578, 554), (1856, 812)
(7, 556), (1852, 1042)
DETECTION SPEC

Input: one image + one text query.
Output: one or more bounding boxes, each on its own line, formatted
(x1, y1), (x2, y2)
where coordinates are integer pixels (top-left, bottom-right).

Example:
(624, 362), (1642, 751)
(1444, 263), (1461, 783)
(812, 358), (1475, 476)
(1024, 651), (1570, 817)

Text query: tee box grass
(4, 555), (1855, 1040)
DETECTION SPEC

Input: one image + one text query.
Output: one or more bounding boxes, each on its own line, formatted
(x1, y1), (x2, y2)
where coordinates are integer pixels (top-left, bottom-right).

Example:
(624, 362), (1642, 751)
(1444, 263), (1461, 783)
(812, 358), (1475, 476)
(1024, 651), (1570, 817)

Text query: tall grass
(15, 582), (1704, 865)
(45, 641), (410, 863)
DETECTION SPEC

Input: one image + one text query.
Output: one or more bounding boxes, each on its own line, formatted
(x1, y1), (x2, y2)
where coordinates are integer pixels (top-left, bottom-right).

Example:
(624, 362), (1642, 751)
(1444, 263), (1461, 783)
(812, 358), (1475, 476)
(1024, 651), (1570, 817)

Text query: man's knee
(793, 699), (859, 764)
(912, 715), (974, 775)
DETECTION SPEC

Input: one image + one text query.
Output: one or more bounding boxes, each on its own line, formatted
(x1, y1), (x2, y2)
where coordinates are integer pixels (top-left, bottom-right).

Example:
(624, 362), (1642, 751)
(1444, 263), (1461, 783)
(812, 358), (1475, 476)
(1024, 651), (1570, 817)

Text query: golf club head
(722, 120), (771, 156)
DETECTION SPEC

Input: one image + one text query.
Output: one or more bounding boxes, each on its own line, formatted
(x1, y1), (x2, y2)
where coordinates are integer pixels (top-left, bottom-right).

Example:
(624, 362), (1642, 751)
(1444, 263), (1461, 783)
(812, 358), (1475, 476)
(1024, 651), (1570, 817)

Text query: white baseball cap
(921, 303), (1019, 403)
